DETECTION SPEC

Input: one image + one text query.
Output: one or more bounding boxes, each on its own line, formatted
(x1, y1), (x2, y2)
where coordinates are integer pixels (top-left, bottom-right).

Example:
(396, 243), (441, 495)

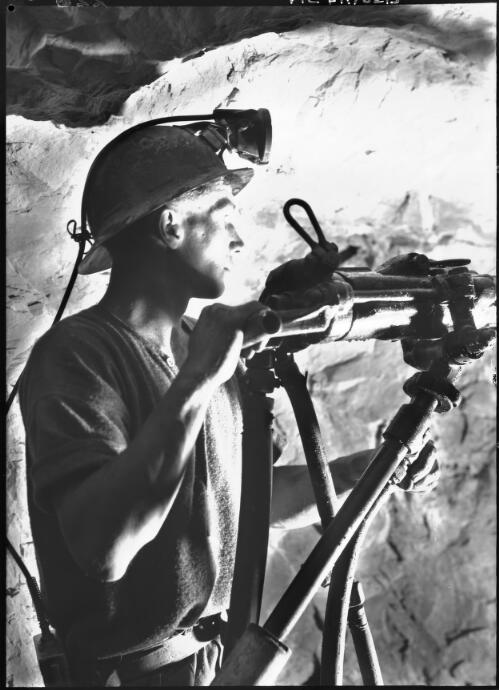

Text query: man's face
(170, 180), (244, 299)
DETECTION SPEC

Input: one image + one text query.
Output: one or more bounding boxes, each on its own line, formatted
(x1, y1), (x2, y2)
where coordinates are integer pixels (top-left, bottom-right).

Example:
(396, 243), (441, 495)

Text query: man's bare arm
(270, 450), (373, 530)
(270, 444), (439, 530)
(56, 302), (264, 583)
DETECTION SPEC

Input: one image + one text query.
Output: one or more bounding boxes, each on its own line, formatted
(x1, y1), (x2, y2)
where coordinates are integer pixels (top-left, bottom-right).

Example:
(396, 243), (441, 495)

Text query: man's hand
(393, 437), (440, 493)
(270, 438), (440, 531)
(183, 301), (269, 386)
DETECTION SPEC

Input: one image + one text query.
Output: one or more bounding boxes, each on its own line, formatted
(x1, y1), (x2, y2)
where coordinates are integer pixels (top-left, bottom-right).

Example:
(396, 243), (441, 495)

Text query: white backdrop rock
(6, 6), (496, 686)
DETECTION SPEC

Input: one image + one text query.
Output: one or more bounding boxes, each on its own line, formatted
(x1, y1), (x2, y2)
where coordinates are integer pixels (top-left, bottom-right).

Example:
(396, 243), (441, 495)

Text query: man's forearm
(270, 449), (375, 530)
(57, 369), (218, 582)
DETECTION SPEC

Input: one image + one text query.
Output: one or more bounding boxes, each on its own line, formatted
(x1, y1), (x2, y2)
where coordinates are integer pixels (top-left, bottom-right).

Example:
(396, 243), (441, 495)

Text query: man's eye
(185, 213), (202, 230)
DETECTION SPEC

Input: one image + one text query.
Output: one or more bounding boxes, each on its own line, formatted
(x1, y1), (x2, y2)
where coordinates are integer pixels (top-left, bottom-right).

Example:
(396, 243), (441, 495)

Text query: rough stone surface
(6, 5), (495, 126)
(6, 6), (496, 687)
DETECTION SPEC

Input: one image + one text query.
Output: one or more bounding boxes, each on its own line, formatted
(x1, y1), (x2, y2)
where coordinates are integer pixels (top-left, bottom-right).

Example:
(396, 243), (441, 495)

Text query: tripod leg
(321, 540), (356, 686)
(276, 352), (384, 685)
(348, 579), (384, 686)
(225, 387), (274, 655)
(321, 487), (390, 686)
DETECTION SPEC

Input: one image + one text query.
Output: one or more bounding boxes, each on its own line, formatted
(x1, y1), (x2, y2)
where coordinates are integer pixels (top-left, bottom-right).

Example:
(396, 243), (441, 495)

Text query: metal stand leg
(274, 352), (383, 686)
(225, 355), (276, 655)
(321, 489), (389, 687)
(348, 579), (384, 686)
(263, 387), (439, 642)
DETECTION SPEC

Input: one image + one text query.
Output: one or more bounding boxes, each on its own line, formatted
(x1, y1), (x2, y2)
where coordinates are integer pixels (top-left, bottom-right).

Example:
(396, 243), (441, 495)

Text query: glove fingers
(408, 465), (441, 492)
(397, 440), (439, 491)
(409, 440), (437, 483)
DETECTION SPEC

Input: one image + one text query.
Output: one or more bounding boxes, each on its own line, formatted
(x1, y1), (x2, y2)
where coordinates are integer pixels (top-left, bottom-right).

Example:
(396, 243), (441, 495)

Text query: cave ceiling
(6, 4), (495, 127)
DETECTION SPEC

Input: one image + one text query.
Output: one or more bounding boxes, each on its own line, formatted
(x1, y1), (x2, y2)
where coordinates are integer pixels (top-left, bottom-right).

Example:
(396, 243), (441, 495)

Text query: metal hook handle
(283, 198), (331, 250)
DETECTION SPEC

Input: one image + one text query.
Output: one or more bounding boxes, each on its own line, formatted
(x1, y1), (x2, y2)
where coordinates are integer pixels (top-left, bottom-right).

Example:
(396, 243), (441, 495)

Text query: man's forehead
(171, 180), (237, 213)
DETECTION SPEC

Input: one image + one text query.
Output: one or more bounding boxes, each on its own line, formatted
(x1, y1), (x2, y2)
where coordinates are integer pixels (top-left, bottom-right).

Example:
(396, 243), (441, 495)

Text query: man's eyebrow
(207, 197), (235, 215)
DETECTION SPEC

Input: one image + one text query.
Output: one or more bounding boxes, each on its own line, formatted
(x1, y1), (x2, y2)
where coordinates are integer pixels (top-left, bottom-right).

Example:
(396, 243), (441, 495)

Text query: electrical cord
(6, 540), (51, 637)
(6, 222), (90, 416)
(6, 229), (89, 636)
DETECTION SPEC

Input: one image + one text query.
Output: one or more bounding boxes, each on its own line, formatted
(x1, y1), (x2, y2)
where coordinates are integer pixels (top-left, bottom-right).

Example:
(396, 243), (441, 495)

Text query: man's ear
(158, 208), (184, 250)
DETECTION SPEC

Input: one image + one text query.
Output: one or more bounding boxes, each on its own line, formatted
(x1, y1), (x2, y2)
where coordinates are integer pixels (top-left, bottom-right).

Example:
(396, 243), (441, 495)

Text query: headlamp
(185, 108), (272, 164)
(80, 107), (272, 229)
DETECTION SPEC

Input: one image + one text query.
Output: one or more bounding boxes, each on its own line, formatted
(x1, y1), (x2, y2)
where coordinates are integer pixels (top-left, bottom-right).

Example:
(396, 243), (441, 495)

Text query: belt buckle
(193, 614), (224, 643)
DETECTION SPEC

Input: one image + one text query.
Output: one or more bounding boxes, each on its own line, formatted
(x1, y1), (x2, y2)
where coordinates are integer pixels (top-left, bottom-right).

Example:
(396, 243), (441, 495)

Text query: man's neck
(99, 266), (190, 354)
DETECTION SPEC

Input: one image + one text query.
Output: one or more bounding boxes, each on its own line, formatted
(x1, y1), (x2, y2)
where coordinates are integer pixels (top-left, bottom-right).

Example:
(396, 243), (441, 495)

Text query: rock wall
(7, 4), (495, 126)
(6, 5), (496, 686)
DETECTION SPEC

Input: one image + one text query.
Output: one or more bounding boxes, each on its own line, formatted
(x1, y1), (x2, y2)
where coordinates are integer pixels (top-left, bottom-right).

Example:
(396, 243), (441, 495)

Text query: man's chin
(194, 278), (225, 301)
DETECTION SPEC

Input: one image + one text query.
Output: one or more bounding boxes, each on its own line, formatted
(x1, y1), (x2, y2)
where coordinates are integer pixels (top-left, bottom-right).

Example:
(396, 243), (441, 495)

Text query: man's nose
(227, 223), (244, 252)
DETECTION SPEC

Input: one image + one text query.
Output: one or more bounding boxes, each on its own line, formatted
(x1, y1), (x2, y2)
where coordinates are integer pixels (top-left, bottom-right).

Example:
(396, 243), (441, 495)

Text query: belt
(96, 613), (226, 684)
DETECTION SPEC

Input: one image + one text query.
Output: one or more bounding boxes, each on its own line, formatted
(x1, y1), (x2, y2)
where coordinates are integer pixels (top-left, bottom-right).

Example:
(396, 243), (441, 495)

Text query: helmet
(78, 125), (254, 274)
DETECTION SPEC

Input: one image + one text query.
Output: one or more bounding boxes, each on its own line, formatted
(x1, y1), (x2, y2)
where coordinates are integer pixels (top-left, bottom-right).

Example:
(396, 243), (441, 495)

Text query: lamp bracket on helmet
(185, 108), (272, 164)
(80, 108), (272, 246)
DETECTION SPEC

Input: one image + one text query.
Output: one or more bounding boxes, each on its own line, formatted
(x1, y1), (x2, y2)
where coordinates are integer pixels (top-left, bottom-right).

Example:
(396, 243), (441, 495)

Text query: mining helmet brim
(78, 126), (255, 275)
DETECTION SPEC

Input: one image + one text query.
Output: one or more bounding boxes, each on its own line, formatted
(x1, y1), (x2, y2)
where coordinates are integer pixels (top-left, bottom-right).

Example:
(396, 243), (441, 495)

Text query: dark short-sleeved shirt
(18, 305), (243, 659)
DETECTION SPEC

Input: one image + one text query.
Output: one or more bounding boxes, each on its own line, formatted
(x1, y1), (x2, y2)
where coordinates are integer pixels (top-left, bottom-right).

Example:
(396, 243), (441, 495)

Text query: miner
(19, 125), (439, 686)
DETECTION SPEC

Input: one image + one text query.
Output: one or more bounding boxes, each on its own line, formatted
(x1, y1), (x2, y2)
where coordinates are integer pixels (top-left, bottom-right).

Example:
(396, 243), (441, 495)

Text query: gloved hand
(391, 431), (440, 493)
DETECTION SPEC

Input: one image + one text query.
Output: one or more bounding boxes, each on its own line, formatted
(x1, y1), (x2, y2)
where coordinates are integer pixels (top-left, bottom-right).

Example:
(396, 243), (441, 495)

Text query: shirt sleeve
(19, 322), (131, 514)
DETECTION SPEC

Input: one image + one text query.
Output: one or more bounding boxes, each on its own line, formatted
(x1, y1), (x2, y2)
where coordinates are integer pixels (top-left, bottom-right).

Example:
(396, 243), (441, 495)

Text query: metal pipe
(247, 272), (495, 353)
(337, 272), (434, 291)
(275, 353), (384, 685)
(225, 378), (275, 655)
(256, 273), (495, 348)
(264, 392), (437, 641)
(321, 539), (356, 686)
(275, 353), (340, 522)
(348, 579), (385, 686)
(353, 289), (436, 302)
(321, 488), (391, 686)
(263, 438), (406, 641)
